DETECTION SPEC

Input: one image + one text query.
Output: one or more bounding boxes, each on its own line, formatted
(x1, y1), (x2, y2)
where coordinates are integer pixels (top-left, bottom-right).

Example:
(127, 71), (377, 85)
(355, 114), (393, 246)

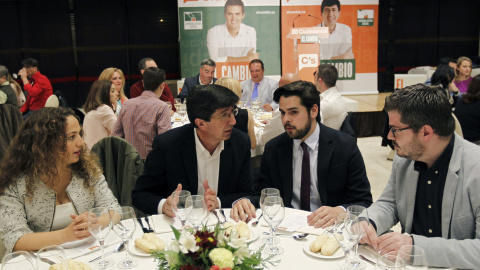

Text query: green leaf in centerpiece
(171, 225), (181, 240)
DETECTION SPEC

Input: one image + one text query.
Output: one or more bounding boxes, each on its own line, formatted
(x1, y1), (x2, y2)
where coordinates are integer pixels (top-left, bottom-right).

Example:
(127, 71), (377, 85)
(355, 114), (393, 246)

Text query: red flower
(195, 230), (217, 251)
(209, 266), (220, 270)
(180, 264), (204, 270)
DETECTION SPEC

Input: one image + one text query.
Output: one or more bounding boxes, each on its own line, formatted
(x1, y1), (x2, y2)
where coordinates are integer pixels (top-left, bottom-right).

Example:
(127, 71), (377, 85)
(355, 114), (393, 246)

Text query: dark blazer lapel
(317, 124), (334, 206)
(277, 134), (294, 206)
(218, 139), (232, 195)
(181, 125), (198, 193)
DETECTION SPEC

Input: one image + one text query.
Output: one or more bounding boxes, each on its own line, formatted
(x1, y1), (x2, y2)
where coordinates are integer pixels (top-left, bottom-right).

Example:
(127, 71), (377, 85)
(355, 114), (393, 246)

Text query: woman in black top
(454, 75), (480, 144)
(215, 77), (256, 149)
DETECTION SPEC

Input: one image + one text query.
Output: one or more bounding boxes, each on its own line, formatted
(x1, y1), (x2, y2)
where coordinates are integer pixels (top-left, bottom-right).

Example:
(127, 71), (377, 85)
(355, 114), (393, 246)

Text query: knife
(28, 251), (56, 265)
(145, 215), (154, 232)
(219, 209), (228, 223)
(137, 218), (149, 233)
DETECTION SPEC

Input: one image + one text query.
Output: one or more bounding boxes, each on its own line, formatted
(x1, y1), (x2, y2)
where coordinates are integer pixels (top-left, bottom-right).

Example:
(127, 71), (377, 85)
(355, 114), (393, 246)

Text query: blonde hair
(99, 67), (127, 101)
(454, 56), (472, 81)
(215, 77), (242, 99)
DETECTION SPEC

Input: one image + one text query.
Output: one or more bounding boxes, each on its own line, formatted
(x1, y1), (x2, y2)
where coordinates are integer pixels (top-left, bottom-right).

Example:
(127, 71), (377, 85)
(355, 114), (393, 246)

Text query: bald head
(278, 73), (301, 87)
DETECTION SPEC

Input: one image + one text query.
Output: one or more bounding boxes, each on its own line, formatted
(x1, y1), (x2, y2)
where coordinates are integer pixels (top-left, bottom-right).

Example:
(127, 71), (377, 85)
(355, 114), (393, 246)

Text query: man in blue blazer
(241, 59), (278, 111)
(178, 59), (217, 101)
(132, 84), (253, 216)
(231, 81), (372, 227)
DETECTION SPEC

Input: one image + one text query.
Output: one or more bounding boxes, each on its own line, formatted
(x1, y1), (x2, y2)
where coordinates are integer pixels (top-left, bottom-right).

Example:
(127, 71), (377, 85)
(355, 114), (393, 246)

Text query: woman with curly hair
(83, 80), (118, 148)
(0, 107), (119, 253)
(99, 67), (128, 115)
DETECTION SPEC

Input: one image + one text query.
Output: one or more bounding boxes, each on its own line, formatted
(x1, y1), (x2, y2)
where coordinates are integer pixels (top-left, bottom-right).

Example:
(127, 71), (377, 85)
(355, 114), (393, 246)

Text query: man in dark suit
(177, 59), (217, 101)
(132, 84), (253, 216)
(231, 81), (372, 228)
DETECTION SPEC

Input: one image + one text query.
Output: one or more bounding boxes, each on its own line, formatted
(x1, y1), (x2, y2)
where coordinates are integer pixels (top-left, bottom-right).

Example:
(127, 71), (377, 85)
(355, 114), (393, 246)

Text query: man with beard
(361, 84), (480, 269)
(231, 81), (372, 225)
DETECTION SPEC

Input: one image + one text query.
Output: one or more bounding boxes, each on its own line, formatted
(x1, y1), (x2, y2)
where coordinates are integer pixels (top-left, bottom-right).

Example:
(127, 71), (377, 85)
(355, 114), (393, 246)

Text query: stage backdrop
(178, 0), (281, 82)
(281, 0), (378, 94)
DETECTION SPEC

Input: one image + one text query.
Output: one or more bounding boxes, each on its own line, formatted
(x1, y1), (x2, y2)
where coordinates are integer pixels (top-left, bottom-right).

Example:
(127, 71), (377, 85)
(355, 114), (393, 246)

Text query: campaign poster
(281, 0), (379, 94)
(178, 0), (281, 82)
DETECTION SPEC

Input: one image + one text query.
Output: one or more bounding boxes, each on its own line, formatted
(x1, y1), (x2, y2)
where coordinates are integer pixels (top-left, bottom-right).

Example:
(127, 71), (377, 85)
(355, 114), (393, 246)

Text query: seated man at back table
(178, 59), (217, 102)
(231, 81), (372, 226)
(130, 57), (176, 112)
(361, 84), (480, 269)
(132, 84), (254, 216)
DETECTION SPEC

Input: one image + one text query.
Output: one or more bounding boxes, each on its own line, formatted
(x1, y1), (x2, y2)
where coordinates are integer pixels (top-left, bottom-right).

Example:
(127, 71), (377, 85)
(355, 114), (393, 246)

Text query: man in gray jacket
(361, 84), (480, 269)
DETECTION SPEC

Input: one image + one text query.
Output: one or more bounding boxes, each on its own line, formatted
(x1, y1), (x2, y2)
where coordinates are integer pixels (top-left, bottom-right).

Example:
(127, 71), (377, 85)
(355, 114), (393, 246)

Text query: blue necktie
(252, 83), (259, 100)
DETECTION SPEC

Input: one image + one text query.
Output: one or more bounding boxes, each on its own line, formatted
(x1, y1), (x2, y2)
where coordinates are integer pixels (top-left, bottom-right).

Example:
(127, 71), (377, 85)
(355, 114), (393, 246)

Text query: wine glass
(259, 188), (281, 245)
(1, 251), (35, 270)
(111, 206), (138, 269)
(398, 245), (428, 269)
(262, 196), (285, 255)
(37, 245), (68, 270)
(334, 213), (366, 270)
(172, 190), (193, 230)
(346, 205), (369, 259)
(376, 254), (406, 270)
(174, 98), (181, 104)
(88, 207), (114, 269)
(186, 195), (207, 230)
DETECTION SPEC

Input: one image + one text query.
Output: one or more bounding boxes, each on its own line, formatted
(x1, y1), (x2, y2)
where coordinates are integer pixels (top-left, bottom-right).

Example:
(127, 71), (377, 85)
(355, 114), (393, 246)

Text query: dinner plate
(61, 235), (96, 249)
(303, 239), (344, 259)
(128, 241), (153, 257)
(246, 227), (260, 243)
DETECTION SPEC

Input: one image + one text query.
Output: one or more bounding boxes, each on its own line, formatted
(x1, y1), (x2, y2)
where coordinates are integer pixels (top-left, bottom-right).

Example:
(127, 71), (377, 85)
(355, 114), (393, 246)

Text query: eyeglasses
(211, 107), (239, 122)
(389, 126), (413, 138)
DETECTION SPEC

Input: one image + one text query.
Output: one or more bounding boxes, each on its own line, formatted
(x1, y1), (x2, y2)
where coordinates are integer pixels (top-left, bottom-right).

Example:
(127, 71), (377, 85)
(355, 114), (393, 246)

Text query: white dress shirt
(157, 129), (224, 214)
(291, 123), (322, 211)
(320, 86), (348, 130)
(207, 23), (256, 62)
(317, 22), (353, 60)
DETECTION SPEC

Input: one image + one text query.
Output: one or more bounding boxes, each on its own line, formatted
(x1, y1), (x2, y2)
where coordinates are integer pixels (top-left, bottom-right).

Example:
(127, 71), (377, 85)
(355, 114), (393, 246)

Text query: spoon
(251, 213), (263, 226)
(89, 242), (126, 263)
(262, 232), (309, 240)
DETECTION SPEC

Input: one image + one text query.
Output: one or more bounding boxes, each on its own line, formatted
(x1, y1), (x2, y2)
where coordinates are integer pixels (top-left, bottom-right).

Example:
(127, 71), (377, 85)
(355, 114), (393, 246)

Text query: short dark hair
(430, 65), (455, 89)
(273, 81), (321, 123)
(321, 0), (341, 13)
(0, 65), (9, 78)
(249, 59), (264, 70)
(143, 67), (165, 91)
(315, 64), (338, 88)
(138, 58), (155, 73)
(200, 58), (216, 68)
(438, 57), (455, 66)
(22, 58), (39, 69)
(384, 84), (455, 138)
(186, 84), (239, 128)
(462, 75), (480, 104)
(224, 0), (245, 14)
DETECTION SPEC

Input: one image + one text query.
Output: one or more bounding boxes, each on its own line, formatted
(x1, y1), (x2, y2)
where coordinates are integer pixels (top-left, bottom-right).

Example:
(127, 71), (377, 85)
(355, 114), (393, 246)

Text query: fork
(359, 255), (376, 266)
(212, 210), (224, 224)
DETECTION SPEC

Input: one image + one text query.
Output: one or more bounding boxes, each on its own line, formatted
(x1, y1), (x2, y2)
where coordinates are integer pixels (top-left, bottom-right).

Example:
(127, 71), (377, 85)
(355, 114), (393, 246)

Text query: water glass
(172, 190), (193, 230)
(376, 254), (406, 270)
(398, 245), (428, 269)
(187, 195), (207, 230)
(334, 213), (366, 269)
(262, 196), (285, 255)
(259, 188), (281, 245)
(1, 251), (35, 270)
(88, 207), (114, 269)
(347, 205), (369, 259)
(37, 245), (68, 270)
(111, 206), (138, 269)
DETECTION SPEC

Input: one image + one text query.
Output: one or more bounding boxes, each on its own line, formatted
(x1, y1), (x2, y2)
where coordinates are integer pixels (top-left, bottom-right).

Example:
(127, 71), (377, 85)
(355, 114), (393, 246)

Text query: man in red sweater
(130, 58), (176, 112)
(18, 58), (53, 119)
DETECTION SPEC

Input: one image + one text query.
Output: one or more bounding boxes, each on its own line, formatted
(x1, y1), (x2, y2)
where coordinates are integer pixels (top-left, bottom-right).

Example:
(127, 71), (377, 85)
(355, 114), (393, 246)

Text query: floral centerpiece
(152, 224), (277, 270)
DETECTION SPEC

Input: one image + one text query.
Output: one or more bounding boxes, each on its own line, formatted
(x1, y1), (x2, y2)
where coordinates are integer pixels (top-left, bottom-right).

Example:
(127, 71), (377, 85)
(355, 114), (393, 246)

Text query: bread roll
(320, 235), (341, 256)
(134, 238), (156, 253)
(49, 260), (91, 270)
(309, 234), (329, 253)
(236, 221), (250, 239)
(142, 233), (165, 250)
